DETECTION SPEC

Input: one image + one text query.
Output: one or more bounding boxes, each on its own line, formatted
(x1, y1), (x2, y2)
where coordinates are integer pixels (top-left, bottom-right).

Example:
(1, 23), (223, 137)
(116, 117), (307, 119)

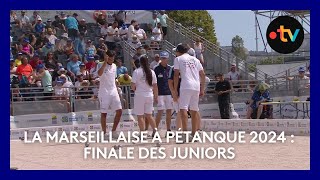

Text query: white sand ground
(10, 132), (310, 170)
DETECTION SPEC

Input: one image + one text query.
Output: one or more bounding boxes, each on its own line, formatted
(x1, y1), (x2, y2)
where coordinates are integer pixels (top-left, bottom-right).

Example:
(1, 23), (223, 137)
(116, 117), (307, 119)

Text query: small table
(261, 101), (310, 119)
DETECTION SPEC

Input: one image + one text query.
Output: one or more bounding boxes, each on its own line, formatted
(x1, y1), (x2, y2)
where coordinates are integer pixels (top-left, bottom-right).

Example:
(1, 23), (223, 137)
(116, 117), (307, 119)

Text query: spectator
(18, 38), (34, 58)
(131, 46), (144, 70)
(29, 53), (43, 69)
(100, 23), (108, 37)
(96, 38), (108, 58)
(75, 73), (84, 89)
(246, 82), (271, 119)
(89, 60), (100, 80)
(78, 19), (88, 35)
(158, 10), (169, 38)
(215, 73), (232, 119)
(20, 29), (37, 47)
(73, 13), (79, 23)
(67, 54), (81, 80)
(77, 80), (92, 99)
(45, 19), (55, 34)
(64, 39), (75, 57)
(54, 80), (69, 100)
(40, 42), (55, 57)
(129, 35), (142, 49)
(150, 39), (160, 50)
(33, 17), (46, 35)
(91, 78), (100, 99)
(134, 24), (147, 40)
(194, 38), (204, 64)
(10, 11), (18, 25)
(19, 11), (30, 27)
(85, 40), (97, 58)
(152, 23), (163, 41)
(127, 20), (137, 41)
(65, 14), (79, 40)
(96, 12), (107, 26)
(118, 73), (132, 85)
(30, 11), (41, 25)
(226, 64), (241, 91)
(148, 13), (160, 33)
(115, 59), (128, 77)
(85, 56), (97, 72)
(79, 63), (90, 80)
(16, 56), (33, 83)
(114, 10), (126, 27)
(34, 32), (47, 50)
(44, 52), (58, 72)
(187, 44), (196, 57)
(46, 28), (58, 45)
(74, 32), (86, 60)
(10, 60), (17, 79)
(52, 15), (66, 31)
(150, 54), (161, 70)
(33, 64), (53, 98)
(119, 24), (128, 40)
(287, 67), (310, 89)
(61, 74), (74, 89)
(57, 67), (72, 82)
(60, 33), (69, 47)
(105, 21), (119, 50)
(14, 52), (23, 67)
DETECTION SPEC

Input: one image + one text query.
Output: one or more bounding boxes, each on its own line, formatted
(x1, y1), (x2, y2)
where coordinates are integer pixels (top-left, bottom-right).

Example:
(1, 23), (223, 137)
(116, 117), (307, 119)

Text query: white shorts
(173, 101), (180, 112)
(134, 95), (154, 115)
(179, 89), (200, 111)
(157, 95), (173, 110)
(99, 94), (122, 113)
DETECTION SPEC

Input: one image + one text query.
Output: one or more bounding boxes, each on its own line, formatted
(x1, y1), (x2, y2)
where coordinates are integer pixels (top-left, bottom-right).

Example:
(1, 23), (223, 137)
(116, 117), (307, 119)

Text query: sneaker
(165, 129), (172, 138)
(151, 129), (157, 138)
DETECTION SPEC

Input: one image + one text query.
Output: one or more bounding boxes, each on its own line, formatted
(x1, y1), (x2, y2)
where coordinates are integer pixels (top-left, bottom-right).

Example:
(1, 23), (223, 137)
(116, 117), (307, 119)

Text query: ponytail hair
(139, 55), (152, 86)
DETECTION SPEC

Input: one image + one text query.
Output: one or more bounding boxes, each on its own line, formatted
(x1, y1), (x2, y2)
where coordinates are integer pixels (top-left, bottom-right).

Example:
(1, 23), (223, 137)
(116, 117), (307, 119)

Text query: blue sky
(208, 10), (270, 51)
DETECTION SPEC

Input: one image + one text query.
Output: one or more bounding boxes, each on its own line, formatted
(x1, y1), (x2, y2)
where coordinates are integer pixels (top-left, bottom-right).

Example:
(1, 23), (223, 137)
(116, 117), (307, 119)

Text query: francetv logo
(267, 16), (304, 54)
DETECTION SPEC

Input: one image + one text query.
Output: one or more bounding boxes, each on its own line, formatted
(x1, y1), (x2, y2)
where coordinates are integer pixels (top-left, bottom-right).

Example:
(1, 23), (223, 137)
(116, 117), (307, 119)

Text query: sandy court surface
(10, 132), (310, 170)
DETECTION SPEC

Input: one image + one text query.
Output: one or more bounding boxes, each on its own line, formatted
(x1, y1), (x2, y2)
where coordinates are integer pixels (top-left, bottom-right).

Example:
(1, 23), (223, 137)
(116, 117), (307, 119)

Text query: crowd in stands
(10, 10), (170, 102)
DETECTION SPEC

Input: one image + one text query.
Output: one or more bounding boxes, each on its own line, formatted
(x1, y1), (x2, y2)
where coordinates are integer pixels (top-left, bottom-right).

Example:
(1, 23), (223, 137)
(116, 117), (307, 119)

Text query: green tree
(167, 10), (217, 43)
(231, 35), (248, 60)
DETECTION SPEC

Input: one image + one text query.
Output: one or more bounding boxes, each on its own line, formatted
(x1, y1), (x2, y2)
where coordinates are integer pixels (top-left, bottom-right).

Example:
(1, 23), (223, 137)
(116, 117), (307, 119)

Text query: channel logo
(267, 16), (304, 54)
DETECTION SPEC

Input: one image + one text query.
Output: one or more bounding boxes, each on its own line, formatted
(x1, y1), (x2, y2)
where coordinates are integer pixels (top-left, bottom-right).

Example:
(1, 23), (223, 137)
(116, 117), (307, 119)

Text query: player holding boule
(97, 50), (123, 139)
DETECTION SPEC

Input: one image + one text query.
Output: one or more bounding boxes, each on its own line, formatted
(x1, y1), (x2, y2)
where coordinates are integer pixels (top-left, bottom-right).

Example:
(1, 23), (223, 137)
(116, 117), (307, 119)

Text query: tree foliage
(231, 35), (248, 60)
(167, 10), (217, 44)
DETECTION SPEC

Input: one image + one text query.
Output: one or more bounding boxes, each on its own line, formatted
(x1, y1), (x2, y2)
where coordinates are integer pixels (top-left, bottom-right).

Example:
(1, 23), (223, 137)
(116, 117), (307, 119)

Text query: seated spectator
(46, 28), (58, 45)
(60, 74), (74, 95)
(91, 78), (100, 99)
(60, 12), (67, 25)
(85, 40), (97, 58)
(74, 32), (86, 60)
(60, 33), (68, 47)
(29, 53), (43, 69)
(64, 39), (75, 57)
(96, 38), (108, 58)
(16, 56), (33, 84)
(10, 60), (17, 79)
(14, 52), (23, 67)
(77, 80), (92, 99)
(149, 54), (160, 70)
(89, 60), (100, 81)
(33, 17), (46, 35)
(18, 38), (34, 58)
(18, 11), (30, 27)
(105, 21), (119, 50)
(117, 73), (132, 85)
(85, 56), (96, 72)
(119, 24), (128, 40)
(148, 13), (160, 33)
(10, 11), (18, 25)
(33, 64), (53, 98)
(115, 59), (128, 77)
(52, 15), (66, 31)
(45, 19), (55, 34)
(34, 32), (47, 50)
(127, 19), (138, 41)
(44, 52), (58, 73)
(67, 54), (81, 80)
(129, 35), (142, 49)
(54, 80), (68, 100)
(152, 23), (163, 41)
(150, 39), (160, 50)
(19, 29), (37, 47)
(134, 24), (147, 40)
(79, 63), (90, 80)
(226, 64), (241, 91)
(56, 67), (72, 82)
(246, 83), (271, 119)
(131, 46), (143, 70)
(30, 11), (41, 25)
(96, 12), (107, 26)
(75, 73), (85, 90)
(40, 42), (55, 57)
(78, 19), (88, 35)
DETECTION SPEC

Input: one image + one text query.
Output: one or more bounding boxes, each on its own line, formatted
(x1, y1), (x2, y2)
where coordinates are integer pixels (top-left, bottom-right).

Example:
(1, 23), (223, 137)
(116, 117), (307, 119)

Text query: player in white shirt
(173, 44), (205, 137)
(97, 50), (123, 138)
(131, 55), (158, 136)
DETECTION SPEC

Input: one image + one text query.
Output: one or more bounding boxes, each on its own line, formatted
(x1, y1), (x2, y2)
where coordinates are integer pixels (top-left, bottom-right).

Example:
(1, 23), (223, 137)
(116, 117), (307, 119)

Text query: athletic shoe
(165, 129), (172, 138)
